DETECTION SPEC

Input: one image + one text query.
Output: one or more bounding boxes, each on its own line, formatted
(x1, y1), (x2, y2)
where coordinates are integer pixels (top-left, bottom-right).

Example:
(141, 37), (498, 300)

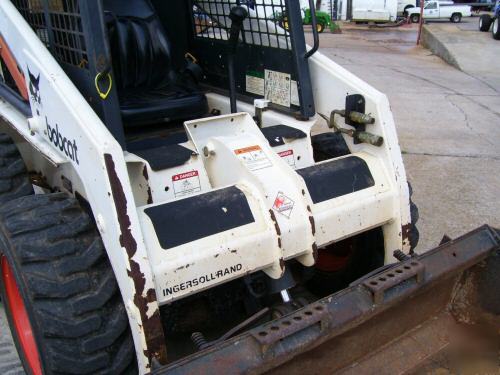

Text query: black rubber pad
(144, 186), (255, 249)
(261, 125), (307, 147)
(133, 144), (193, 171)
(297, 156), (375, 204)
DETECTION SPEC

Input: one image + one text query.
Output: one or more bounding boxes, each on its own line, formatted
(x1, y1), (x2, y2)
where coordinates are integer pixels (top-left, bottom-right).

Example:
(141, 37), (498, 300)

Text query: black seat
(103, 0), (208, 127)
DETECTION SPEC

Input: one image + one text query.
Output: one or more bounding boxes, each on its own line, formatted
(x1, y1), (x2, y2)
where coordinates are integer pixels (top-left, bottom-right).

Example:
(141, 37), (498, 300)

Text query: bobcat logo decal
(28, 68), (41, 106)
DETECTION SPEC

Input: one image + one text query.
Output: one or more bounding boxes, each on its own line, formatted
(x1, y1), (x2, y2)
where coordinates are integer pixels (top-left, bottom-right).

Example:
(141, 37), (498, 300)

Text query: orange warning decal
(234, 145), (262, 155)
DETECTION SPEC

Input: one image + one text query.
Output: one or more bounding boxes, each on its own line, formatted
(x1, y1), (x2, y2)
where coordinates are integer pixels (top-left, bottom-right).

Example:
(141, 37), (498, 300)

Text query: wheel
(403, 5), (413, 17)
(451, 13), (462, 23)
(316, 22), (325, 33)
(0, 133), (33, 204)
(410, 14), (420, 23)
(493, 18), (500, 40)
(0, 193), (137, 374)
(479, 14), (492, 31)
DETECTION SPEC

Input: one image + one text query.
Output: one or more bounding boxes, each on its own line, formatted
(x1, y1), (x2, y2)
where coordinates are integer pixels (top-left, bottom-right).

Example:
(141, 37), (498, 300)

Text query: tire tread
(0, 193), (137, 374)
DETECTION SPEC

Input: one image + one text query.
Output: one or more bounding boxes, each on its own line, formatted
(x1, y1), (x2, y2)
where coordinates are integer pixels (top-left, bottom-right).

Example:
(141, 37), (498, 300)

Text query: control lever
(227, 6), (248, 113)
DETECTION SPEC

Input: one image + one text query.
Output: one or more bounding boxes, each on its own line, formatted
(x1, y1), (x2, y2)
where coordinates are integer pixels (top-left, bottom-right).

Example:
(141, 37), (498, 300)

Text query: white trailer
(339, 0), (399, 22)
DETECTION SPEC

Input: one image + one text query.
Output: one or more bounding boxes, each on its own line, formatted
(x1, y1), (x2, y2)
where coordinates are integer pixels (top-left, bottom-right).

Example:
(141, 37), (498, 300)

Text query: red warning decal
(172, 170), (201, 198)
(172, 170), (199, 181)
(278, 149), (295, 168)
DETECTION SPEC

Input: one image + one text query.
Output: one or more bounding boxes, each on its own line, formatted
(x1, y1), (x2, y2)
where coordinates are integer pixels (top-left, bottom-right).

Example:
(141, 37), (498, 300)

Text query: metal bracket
(251, 302), (330, 353)
(362, 260), (425, 304)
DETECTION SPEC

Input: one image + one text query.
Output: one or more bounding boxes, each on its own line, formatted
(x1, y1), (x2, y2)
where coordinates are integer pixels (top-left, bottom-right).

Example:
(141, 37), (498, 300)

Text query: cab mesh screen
(11, 0), (88, 69)
(192, 0), (291, 50)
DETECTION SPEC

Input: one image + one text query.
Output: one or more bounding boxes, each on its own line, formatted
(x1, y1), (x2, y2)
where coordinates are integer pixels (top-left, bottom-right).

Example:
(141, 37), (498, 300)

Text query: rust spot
(306, 205), (312, 213)
(104, 154), (167, 365)
(279, 258), (285, 271)
(143, 166), (153, 205)
(231, 249), (237, 254)
(309, 215), (316, 236)
(402, 223), (413, 254)
(402, 223), (411, 243)
(302, 189), (306, 196)
(269, 209), (282, 249)
(312, 242), (318, 262)
(269, 209), (281, 236)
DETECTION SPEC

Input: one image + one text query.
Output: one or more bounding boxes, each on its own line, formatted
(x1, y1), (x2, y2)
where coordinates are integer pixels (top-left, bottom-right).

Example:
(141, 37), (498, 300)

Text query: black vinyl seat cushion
(119, 85), (208, 125)
(104, 0), (208, 126)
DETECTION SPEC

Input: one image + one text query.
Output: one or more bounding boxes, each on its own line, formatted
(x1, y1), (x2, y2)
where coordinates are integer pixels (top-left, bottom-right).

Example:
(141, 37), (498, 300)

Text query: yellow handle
(94, 72), (112, 100)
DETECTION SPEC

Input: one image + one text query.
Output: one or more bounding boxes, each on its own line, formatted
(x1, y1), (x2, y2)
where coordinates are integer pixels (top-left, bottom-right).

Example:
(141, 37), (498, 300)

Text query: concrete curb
(421, 25), (461, 70)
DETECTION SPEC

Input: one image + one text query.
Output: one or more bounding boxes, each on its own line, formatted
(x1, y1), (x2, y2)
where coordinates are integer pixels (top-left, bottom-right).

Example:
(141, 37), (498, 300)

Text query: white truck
(398, 0), (417, 16)
(408, 1), (472, 22)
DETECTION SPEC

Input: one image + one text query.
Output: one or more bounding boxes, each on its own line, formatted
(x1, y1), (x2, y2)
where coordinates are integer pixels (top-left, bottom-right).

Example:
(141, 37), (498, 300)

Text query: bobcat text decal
(46, 118), (79, 165)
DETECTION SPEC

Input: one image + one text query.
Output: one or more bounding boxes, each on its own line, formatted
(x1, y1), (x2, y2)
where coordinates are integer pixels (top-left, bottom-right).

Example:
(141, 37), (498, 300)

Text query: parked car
(407, 0), (472, 22)
(478, 0), (500, 39)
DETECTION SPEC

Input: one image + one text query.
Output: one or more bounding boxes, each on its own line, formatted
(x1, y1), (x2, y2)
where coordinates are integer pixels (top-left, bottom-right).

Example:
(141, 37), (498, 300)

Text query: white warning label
(272, 192), (295, 218)
(265, 69), (291, 107)
(290, 80), (300, 107)
(172, 171), (201, 198)
(278, 149), (296, 168)
(234, 145), (272, 171)
(246, 74), (265, 96)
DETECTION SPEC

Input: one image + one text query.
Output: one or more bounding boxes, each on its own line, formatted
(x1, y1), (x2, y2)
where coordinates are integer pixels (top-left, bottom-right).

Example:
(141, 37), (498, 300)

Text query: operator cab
(15, 0), (316, 151)
(103, 0), (208, 128)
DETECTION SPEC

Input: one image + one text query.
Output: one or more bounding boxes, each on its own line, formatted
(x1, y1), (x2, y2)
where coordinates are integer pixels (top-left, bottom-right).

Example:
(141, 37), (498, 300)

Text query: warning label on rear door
(234, 145), (272, 171)
(172, 171), (201, 198)
(278, 149), (296, 168)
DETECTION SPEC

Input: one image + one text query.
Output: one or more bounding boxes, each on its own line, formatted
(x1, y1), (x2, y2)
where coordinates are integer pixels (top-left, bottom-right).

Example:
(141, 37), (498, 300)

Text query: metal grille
(11, 0), (50, 46)
(48, 0), (87, 68)
(11, 0), (88, 69)
(192, 0), (292, 50)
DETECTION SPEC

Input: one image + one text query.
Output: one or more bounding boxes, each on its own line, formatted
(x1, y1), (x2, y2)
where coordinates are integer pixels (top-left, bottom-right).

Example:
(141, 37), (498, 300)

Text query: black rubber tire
(311, 132), (351, 162)
(408, 182), (420, 252)
(410, 14), (420, 23)
(0, 193), (137, 374)
(493, 18), (500, 40)
(403, 5), (414, 17)
(0, 134), (33, 204)
(479, 14), (492, 31)
(451, 13), (462, 23)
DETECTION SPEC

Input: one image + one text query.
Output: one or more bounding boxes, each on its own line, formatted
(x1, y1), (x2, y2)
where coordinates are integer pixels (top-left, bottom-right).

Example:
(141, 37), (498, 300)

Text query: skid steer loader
(0, 0), (498, 374)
